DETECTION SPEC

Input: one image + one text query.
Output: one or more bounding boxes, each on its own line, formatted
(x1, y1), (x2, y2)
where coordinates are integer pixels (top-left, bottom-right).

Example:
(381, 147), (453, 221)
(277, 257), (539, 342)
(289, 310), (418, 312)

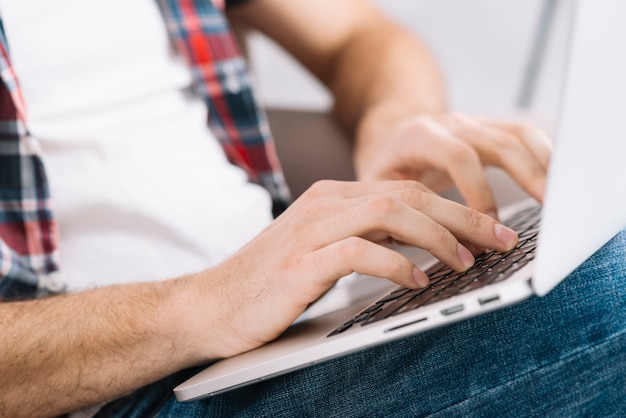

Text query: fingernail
(457, 243), (475, 270)
(494, 223), (518, 248)
(412, 266), (429, 288)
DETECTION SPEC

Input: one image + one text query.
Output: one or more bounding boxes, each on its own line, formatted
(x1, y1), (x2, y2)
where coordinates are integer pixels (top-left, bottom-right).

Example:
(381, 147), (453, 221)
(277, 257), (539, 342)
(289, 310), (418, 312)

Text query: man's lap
(96, 229), (626, 417)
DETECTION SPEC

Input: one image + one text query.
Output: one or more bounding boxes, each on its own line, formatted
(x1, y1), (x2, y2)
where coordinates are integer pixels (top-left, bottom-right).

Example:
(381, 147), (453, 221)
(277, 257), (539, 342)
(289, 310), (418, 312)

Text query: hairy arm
(228, 0), (445, 134)
(0, 278), (212, 417)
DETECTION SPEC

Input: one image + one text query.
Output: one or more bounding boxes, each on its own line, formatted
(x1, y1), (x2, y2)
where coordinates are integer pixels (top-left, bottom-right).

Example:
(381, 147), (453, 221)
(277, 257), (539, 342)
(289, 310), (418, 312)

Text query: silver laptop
(175, 0), (626, 401)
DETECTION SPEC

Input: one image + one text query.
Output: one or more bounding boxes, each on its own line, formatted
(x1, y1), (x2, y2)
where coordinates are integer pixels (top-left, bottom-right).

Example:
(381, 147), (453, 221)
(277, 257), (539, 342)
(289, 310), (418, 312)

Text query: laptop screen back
(533, 0), (626, 295)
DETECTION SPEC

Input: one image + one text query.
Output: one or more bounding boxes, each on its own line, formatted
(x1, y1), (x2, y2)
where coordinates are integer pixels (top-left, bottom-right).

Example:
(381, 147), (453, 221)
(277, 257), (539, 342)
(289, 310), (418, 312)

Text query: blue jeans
(96, 230), (626, 417)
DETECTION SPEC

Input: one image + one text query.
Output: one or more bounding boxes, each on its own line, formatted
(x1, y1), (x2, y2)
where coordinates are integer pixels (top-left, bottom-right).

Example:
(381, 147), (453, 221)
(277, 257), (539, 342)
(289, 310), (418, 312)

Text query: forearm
(327, 12), (447, 134)
(229, 0), (445, 130)
(0, 278), (206, 417)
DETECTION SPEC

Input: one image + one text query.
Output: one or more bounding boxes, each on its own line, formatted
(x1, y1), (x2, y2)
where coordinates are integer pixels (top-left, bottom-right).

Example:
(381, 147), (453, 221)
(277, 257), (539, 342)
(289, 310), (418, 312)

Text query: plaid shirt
(0, 0), (290, 301)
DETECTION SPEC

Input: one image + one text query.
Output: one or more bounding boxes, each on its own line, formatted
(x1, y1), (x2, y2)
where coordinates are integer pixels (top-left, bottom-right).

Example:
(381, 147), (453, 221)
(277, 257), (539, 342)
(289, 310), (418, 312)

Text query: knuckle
(491, 131), (519, 150)
(428, 224), (453, 252)
(446, 141), (478, 165)
(515, 122), (533, 135)
(464, 209), (488, 235)
(401, 187), (429, 210)
(366, 195), (397, 220)
(448, 112), (476, 131)
(306, 179), (339, 197)
(404, 115), (439, 137)
(406, 179), (429, 192)
(506, 121), (532, 138)
(336, 236), (365, 261)
(386, 253), (410, 278)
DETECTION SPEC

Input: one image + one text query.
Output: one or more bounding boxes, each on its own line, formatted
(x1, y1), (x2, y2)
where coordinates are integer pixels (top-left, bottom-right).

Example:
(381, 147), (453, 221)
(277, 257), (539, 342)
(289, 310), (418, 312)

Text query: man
(0, 0), (624, 416)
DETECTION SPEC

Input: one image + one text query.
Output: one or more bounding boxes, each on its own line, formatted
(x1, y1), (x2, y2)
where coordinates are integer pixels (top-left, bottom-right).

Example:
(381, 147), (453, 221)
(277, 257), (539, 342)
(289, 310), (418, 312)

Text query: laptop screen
(533, 0), (626, 295)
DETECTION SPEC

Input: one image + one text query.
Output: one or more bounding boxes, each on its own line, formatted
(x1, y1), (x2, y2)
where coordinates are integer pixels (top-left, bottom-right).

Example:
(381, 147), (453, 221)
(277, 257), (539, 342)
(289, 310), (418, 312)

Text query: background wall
(247, 0), (573, 118)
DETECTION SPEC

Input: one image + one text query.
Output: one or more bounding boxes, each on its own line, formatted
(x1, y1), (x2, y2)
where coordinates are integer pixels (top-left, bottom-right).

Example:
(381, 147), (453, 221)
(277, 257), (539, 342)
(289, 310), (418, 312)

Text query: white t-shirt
(0, 0), (274, 291)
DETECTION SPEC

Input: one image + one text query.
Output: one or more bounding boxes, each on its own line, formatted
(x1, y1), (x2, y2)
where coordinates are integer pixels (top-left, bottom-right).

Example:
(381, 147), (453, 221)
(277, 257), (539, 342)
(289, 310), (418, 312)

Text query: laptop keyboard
(328, 205), (541, 337)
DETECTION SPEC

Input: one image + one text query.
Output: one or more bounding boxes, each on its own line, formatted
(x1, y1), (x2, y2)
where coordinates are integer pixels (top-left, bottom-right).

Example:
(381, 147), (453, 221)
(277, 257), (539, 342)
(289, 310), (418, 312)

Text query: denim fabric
(96, 229), (626, 417)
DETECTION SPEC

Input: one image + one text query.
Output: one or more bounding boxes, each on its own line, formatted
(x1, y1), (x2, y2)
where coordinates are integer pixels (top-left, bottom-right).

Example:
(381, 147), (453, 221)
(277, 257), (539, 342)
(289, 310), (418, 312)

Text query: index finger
(403, 118), (499, 215)
(478, 119), (553, 170)
(443, 115), (548, 202)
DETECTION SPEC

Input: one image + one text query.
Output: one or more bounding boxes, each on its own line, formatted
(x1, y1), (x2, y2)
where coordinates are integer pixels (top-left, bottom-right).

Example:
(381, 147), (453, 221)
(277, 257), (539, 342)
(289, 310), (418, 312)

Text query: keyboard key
(327, 204), (543, 337)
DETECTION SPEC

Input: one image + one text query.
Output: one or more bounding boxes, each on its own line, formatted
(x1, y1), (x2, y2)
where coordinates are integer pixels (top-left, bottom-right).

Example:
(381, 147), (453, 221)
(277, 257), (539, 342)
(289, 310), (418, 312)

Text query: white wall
(247, 0), (572, 118)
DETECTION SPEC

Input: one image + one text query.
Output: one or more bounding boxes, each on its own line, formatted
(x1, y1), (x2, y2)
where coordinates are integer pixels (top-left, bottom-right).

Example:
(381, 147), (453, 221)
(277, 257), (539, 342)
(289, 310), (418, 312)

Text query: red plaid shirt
(0, 0), (290, 300)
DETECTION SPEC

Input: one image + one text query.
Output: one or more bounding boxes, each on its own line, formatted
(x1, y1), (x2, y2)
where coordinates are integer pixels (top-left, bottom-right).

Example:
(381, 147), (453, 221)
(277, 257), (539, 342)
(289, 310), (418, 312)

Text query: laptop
(175, 0), (626, 401)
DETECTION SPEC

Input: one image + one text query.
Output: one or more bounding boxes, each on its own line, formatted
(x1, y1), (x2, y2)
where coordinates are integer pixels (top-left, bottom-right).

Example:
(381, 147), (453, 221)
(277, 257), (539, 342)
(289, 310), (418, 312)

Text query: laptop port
(478, 295), (500, 305)
(441, 305), (464, 316)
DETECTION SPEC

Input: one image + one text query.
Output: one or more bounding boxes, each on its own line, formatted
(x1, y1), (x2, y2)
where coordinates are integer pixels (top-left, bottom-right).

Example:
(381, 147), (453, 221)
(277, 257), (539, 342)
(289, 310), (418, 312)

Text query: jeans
(96, 229), (626, 417)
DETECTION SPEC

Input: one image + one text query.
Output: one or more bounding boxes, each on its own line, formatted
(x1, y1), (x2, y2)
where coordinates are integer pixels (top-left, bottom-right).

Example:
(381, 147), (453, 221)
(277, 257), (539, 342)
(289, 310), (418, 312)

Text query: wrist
(164, 265), (252, 365)
(155, 273), (224, 366)
(353, 102), (420, 180)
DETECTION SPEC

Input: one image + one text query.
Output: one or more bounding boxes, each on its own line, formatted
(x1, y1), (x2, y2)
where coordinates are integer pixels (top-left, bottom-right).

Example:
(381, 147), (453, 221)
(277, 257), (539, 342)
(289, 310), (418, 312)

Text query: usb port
(478, 295), (500, 305)
(441, 305), (464, 316)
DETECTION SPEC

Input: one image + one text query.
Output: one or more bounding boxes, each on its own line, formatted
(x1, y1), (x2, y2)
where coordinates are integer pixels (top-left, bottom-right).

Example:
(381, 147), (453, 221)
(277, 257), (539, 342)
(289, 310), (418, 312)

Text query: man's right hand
(184, 180), (519, 361)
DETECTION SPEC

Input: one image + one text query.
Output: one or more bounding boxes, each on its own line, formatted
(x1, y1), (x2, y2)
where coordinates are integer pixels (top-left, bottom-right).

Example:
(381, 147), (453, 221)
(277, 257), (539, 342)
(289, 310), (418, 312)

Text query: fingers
(401, 190), (517, 250)
(355, 112), (553, 213)
(398, 117), (498, 214)
(442, 114), (551, 202)
(306, 237), (429, 289)
(478, 119), (552, 170)
(305, 183), (517, 272)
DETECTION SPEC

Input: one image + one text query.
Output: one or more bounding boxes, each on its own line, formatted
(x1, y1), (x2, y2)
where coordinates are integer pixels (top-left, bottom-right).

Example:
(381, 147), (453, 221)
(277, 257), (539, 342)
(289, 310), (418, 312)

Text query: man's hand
(184, 180), (519, 360)
(229, 0), (552, 217)
(355, 110), (553, 217)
